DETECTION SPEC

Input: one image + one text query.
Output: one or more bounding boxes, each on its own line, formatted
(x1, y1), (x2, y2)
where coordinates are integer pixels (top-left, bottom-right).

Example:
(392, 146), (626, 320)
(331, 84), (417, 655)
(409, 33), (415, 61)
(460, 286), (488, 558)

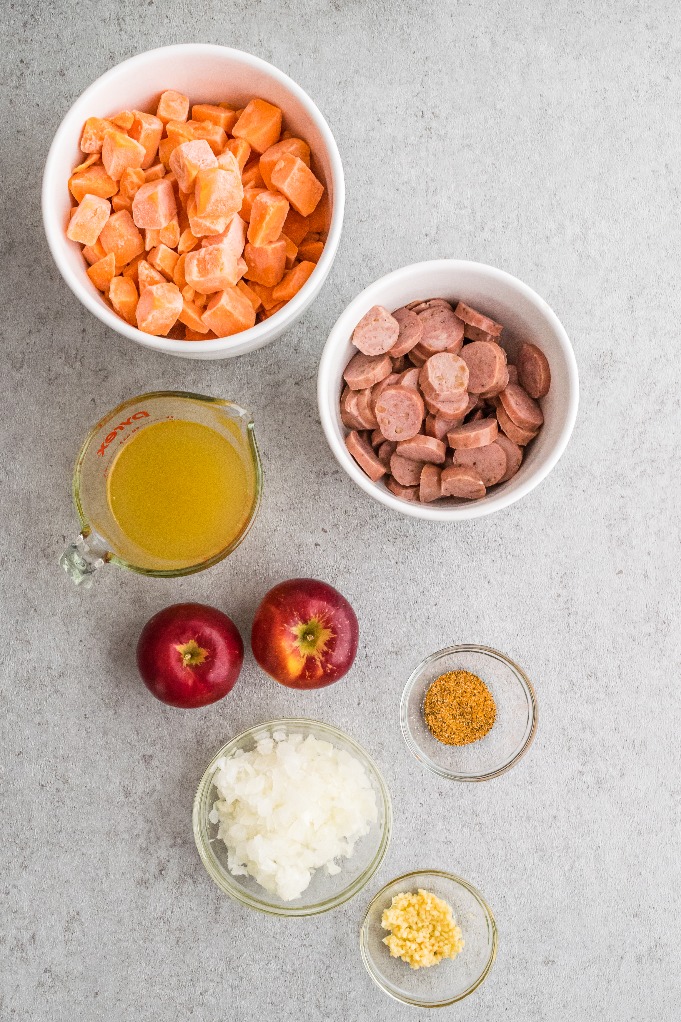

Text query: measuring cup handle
(60, 532), (109, 587)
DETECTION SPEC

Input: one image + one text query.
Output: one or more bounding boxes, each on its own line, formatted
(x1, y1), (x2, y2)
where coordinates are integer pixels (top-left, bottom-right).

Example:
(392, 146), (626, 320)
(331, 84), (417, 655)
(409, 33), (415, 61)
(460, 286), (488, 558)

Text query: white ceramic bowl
(318, 260), (578, 520)
(42, 44), (344, 360)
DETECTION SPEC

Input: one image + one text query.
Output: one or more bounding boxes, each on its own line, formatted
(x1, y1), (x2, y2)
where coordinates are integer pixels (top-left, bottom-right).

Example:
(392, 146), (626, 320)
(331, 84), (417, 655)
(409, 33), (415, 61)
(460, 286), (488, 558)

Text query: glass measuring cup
(61, 392), (262, 586)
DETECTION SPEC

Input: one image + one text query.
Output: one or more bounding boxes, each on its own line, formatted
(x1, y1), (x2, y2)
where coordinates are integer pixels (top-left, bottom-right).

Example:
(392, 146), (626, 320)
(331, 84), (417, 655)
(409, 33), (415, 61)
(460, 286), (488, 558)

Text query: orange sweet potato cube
(187, 120), (227, 155)
(112, 110), (135, 131)
(178, 298), (209, 333)
(270, 155), (323, 216)
(111, 195), (132, 213)
(156, 90), (189, 124)
(131, 179), (177, 230)
(121, 253), (143, 285)
(245, 281), (278, 310)
(260, 138), (310, 190)
(144, 163), (166, 182)
(178, 228), (199, 254)
(243, 239), (287, 287)
(129, 111), (164, 169)
(69, 164), (117, 203)
(119, 167), (146, 200)
(148, 244), (179, 280)
(67, 194), (111, 246)
(82, 239), (106, 265)
(232, 99), (282, 154)
(202, 285), (256, 336)
(297, 237), (324, 263)
(272, 260), (316, 302)
(247, 191), (289, 247)
(242, 160), (265, 189)
(186, 194), (228, 237)
(240, 187), (266, 223)
(102, 130), (146, 181)
(200, 214), (247, 260)
(165, 120), (194, 148)
(109, 275), (138, 324)
(169, 139), (217, 193)
(195, 159), (243, 223)
(259, 300), (286, 320)
(80, 117), (116, 153)
(99, 210), (145, 267)
(72, 153), (100, 175)
(173, 253), (187, 290)
(185, 242), (241, 294)
(281, 233), (298, 268)
(192, 104), (238, 133)
(159, 217), (180, 249)
(136, 281), (183, 335)
(236, 278), (262, 312)
(158, 136), (179, 168)
(86, 252), (116, 292)
(138, 259), (167, 291)
(144, 228), (161, 250)
(223, 138), (251, 172)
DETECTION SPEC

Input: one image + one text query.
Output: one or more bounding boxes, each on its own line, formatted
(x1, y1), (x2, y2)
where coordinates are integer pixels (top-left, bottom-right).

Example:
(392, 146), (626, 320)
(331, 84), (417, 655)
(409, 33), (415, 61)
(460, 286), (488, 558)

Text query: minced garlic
(381, 888), (464, 969)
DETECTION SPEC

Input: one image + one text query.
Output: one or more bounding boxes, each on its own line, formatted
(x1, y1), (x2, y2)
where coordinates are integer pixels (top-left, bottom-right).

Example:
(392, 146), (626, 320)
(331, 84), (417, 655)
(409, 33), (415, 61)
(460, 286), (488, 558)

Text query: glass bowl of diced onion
(192, 718), (392, 916)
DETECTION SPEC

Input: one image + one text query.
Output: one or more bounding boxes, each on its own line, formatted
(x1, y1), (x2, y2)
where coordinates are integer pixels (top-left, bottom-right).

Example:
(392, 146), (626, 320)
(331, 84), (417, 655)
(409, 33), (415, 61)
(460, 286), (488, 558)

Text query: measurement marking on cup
(97, 411), (150, 456)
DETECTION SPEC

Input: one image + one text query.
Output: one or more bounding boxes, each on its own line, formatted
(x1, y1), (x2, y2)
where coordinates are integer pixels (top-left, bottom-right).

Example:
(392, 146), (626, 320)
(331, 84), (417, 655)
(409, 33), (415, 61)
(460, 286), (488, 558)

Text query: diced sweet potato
(129, 111), (164, 169)
(192, 104), (238, 132)
(144, 228), (161, 250)
(236, 279), (262, 312)
(202, 285), (256, 336)
(80, 117), (116, 153)
(169, 139), (217, 193)
(186, 120), (227, 155)
(241, 187), (266, 223)
(178, 228), (199, 254)
(232, 99), (282, 154)
(131, 179), (177, 229)
(260, 137), (311, 190)
(144, 163), (166, 182)
(243, 239), (287, 287)
(259, 300), (286, 320)
(270, 154), (323, 216)
(121, 253), (143, 285)
(305, 191), (331, 234)
(148, 243), (179, 280)
(109, 275), (138, 324)
(165, 120), (194, 147)
(246, 281), (279, 310)
(195, 163), (243, 224)
(136, 281), (183, 335)
(159, 218), (180, 249)
(242, 160), (265, 189)
(138, 259), (166, 291)
(201, 214), (247, 260)
(99, 210), (145, 266)
(297, 237), (324, 263)
(272, 260), (316, 302)
(281, 233), (298, 268)
(158, 136), (179, 168)
(119, 167), (146, 200)
(69, 164), (117, 203)
(72, 153), (100, 174)
(185, 242), (241, 294)
(185, 326), (215, 340)
(281, 207), (311, 246)
(156, 90), (189, 124)
(247, 191), (289, 247)
(111, 195), (132, 213)
(67, 194), (111, 246)
(82, 239), (106, 265)
(173, 253), (187, 290)
(223, 138), (250, 172)
(181, 284), (195, 301)
(186, 194), (228, 237)
(112, 110), (135, 131)
(102, 130), (146, 181)
(178, 298), (209, 333)
(87, 252), (116, 292)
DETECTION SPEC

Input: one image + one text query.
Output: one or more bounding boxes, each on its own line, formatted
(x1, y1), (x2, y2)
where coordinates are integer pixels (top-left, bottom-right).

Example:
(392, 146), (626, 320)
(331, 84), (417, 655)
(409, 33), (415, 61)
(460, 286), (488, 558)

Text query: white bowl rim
(42, 43), (345, 358)
(318, 259), (579, 521)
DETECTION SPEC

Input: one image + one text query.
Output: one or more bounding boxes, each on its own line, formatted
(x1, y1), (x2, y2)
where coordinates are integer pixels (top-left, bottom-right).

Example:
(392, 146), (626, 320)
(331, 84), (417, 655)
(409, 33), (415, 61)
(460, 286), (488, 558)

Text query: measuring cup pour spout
(60, 531), (110, 587)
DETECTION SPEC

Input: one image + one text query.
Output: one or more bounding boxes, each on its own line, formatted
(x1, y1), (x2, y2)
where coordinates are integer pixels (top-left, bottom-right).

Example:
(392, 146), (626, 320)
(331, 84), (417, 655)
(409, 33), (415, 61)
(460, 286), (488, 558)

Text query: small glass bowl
(400, 645), (537, 781)
(192, 718), (392, 916)
(360, 870), (498, 1007)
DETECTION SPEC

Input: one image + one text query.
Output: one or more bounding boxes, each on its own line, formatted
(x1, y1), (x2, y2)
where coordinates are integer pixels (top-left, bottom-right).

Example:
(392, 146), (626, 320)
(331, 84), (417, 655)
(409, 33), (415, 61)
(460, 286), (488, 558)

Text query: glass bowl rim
(359, 868), (498, 1008)
(192, 717), (393, 916)
(400, 644), (538, 781)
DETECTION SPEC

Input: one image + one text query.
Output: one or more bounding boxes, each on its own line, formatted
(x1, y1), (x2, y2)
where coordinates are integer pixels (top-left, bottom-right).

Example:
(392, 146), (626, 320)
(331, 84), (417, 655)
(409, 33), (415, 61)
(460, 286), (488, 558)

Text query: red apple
(250, 578), (358, 689)
(137, 603), (244, 708)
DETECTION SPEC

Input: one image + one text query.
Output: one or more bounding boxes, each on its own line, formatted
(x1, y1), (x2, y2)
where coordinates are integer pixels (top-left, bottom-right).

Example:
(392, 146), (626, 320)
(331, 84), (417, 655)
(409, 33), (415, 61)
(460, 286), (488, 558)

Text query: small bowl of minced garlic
(359, 870), (497, 1007)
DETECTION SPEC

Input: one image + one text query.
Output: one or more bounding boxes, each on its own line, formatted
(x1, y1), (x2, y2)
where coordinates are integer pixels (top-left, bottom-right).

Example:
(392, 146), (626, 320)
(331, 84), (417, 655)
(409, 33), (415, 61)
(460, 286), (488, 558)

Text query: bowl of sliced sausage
(318, 260), (578, 520)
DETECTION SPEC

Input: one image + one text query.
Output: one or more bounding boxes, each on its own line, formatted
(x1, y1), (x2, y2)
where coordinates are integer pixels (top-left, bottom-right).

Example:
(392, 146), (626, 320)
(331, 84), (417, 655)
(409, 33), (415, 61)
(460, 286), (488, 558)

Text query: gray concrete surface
(2, 1), (680, 1019)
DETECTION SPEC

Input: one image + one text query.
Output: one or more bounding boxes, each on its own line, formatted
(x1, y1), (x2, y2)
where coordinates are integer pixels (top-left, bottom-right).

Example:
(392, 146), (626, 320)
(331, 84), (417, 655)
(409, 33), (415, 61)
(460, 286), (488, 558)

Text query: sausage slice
(417, 304), (465, 354)
(345, 430), (387, 482)
(452, 442), (507, 487)
(424, 389), (470, 419)
(419, 464), (442, 503)
(374, 385), (425, 441)
(390, 307), (424, 356)
(517, 342), (551, 399)
(446, 417), (499, 449)
(386, 477), (420, 502)
(495, 433), (523, 481)
(440, 465), (486, 500)
(460, 341), (507, 394)
(377, 440), (397, 468)
(498, 382), (544, 431)
(496, 402), (538, 445)
(395, 434), (446, 464)
(419, 353), (469, 401)
(390, 452), (425, 486)
(351, 305), (400, 355)
(343, 351), (393, 390)
(454, 302), (503, 341)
